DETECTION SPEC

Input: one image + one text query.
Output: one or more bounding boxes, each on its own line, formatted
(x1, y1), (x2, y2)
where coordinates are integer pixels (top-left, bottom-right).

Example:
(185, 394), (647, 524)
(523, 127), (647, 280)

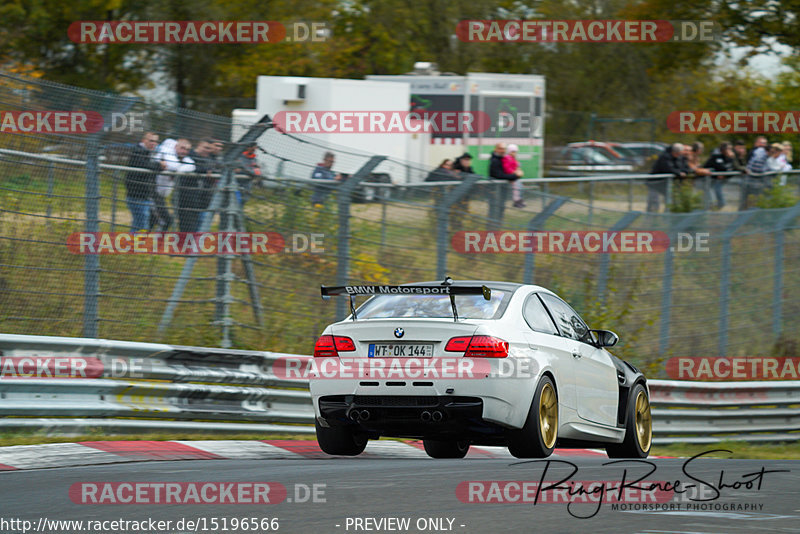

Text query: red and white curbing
(0, 441), (666, 471)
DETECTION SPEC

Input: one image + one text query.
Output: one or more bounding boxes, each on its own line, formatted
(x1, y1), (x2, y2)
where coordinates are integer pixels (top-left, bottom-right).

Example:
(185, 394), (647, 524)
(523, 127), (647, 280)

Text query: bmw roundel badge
(394, 327), (404, 338)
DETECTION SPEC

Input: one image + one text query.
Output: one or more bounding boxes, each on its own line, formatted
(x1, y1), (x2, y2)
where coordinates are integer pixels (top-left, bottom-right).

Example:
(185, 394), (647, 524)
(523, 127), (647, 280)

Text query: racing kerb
(0, 334), (798, 445)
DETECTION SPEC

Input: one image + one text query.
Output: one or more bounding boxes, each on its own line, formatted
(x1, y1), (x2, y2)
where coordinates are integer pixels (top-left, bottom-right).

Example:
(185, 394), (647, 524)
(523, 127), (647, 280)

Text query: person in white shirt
(765, 143), (789, 186)
(151, 138), (195, 231)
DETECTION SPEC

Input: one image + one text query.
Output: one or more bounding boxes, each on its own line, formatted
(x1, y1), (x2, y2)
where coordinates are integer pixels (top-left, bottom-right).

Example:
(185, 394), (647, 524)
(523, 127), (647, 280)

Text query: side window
(523, 294), (558, 335)
(539, 293), (589, 341)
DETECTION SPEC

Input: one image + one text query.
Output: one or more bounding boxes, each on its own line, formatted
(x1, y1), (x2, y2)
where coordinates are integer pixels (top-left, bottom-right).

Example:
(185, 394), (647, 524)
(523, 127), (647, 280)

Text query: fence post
(588, 180), (594, 225)
(334, 156), (386, 321)
(435, 174), (481, 279)
(658, 212), (702, 356)
(597, 211), (640, 302)
(215, 169), (238, 348)
(718, 210), (757, 356)
(522, 197), (567, 284)
(380, 197), (388, 251)
(45, 161), (55, 224)
(110, 170), (120, 232)
(82, 139), (101, 338)
(665, 176), (673, 213)
(772, 204), (800, 337)
(703, 175), (711, 210)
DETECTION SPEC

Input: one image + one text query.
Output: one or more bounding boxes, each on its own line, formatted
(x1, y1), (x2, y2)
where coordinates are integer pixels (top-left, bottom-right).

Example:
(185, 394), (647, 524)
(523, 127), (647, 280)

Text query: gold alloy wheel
(635, 390), (652, 452)
(538, 382), (558, 449)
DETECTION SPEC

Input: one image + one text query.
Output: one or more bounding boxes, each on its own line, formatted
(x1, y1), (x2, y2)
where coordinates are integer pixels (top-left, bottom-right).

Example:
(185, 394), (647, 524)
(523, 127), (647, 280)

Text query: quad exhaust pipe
(420, 410), (444, 422)
(349, 409), (371, 421)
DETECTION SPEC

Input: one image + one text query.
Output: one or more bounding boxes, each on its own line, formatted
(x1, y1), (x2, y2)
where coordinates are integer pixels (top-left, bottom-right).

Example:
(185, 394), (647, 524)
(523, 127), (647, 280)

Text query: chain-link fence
(2, 72), (800, 377)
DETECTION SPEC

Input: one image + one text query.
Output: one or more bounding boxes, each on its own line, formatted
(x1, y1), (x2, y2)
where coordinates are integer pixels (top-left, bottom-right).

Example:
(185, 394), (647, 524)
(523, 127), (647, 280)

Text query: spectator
(781, 141), (793, 169)
(234, 143), (261, 205)
(150, 137), (177, 231)
(176, 139), (216, 232)
(648, 143), (687, 212)
(450, 152), (475, 230)
(425, 159), (457, 208)
(767, 143), (785, 172)
(452, 153), (474, 175)
(686, 142), (711, 177)
(310, 152), (343, 206)
(732, 139), (748, 174)
(425, 159), (456, 182)
(503, 144), (526, 208)
(766, 143), (788, 185)
(124, 132), (165, 232)
(151, 138), (195, 231)
(489, 142), (522, 208)
(747, 136), (769, 174)
(703, 142), (734, 210)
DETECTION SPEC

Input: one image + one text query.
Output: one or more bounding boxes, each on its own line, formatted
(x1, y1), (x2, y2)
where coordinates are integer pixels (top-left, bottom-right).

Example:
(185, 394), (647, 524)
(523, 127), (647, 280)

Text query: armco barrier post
(435, 174), (481, 279)
(335, 156), (386, 321)
(718, 210), (757, 357)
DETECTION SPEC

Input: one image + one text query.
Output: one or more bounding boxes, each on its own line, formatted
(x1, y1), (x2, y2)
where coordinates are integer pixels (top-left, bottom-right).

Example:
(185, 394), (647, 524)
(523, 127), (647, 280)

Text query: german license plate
(368, 343), (433, 358)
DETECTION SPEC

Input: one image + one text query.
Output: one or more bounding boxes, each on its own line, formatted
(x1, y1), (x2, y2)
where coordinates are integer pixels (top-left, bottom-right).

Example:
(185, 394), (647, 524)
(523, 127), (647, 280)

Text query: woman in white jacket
(151, 138), (195, 231)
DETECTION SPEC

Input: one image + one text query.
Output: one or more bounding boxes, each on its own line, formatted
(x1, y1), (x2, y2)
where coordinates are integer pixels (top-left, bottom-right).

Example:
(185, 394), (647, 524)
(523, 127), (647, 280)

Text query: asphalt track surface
(1, 452), (798, 534)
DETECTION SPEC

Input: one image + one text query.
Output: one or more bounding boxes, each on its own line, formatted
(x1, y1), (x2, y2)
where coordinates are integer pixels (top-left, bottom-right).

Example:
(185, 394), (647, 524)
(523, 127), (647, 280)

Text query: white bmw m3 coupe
(310, 279), (651, 459)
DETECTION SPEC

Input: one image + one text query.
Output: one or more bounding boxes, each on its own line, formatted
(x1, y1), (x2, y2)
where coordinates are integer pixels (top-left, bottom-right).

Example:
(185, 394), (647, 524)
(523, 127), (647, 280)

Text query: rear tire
(606, 383), (651, 458)
(315, 420), (368, 456)
(507, 376), (558, 459)
(423, 439), (470, 459)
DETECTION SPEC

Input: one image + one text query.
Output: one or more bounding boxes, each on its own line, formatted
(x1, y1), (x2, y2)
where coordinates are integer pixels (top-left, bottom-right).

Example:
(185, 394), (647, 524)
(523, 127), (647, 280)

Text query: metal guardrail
(0, 334), (315, 435)
(0, 334), (798, 444)
(649, 380), (800, 445)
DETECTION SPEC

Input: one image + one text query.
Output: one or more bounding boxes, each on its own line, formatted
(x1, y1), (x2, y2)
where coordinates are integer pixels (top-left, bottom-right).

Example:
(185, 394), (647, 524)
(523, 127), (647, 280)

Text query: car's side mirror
(591, 329), (619, 348)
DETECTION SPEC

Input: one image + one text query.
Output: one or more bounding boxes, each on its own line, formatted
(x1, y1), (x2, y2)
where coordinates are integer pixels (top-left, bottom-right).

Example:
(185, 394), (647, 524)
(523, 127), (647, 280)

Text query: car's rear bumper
(310, 375), (539, 431)
(317, 394), (508, 441)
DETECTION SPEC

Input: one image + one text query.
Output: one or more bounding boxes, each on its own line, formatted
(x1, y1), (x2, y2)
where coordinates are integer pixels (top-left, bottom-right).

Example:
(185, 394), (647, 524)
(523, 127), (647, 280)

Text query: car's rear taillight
(445, 336), (472, 352)
(445, 335), (509, 358)
(313, 335), (356, 357)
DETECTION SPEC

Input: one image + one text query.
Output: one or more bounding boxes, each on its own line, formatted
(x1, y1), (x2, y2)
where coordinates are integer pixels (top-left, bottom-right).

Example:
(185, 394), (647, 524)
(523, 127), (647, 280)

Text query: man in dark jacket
(732, 139), (748, 173)
(489, 143), (521, 212)
(124, 132), (165, 231)
(176, 139), (216, 232)
(647, 143), (687, 212)
(704, 142), (734, 209)
(489, 143), (521, 181)
(310, 152), (342, 206)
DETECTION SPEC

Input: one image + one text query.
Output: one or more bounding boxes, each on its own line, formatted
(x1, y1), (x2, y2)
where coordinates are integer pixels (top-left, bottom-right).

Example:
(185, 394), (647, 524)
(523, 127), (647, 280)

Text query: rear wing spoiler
(320, 282), (491, 322)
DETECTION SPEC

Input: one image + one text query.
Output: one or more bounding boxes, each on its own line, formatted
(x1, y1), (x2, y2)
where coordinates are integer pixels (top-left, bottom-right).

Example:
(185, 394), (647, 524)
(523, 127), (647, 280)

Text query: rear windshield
(355, 290), (509, 320)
